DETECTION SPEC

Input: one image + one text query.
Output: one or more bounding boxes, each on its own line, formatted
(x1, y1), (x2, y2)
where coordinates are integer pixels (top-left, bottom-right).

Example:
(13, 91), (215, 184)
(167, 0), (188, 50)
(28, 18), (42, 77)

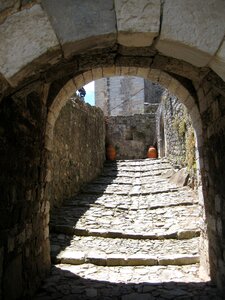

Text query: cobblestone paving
(35, 159), (222, 299)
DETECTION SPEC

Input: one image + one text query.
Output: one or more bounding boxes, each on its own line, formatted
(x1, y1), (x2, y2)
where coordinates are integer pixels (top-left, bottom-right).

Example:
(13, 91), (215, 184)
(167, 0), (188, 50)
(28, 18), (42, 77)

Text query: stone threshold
(53, 251), (199, 267)
(50, 226), (200, 240)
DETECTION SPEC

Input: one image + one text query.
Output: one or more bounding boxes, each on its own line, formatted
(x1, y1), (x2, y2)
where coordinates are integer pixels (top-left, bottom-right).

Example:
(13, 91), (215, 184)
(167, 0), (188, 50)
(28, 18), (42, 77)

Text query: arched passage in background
(44, 65), (208, 274)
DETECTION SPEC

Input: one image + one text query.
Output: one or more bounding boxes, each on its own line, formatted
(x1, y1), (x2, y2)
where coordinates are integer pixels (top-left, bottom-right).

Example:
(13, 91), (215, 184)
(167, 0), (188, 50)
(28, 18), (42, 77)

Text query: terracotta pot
(147, 146), (157, 159)
(106, 145), (116, 160)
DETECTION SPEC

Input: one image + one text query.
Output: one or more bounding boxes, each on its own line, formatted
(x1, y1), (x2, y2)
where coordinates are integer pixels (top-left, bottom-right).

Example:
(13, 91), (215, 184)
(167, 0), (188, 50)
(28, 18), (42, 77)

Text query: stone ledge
(54, 251), (199, 267)
(50, 225), (200, 240)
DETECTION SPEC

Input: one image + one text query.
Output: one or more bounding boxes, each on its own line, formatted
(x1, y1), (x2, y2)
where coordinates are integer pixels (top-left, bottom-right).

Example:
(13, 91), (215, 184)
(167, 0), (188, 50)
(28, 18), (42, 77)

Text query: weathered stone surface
(156, 0), (225, 67)
(50, 98), (105, 208)
(158, 255), (199, 266)
(0, 4), (60, 86)
(34, 263), (222, 299)
(57, 250), (85, 265)
(42, 0), (116, 57)
(169, 168), (189, 187)
(210, 39), (225, 82)
(122, 293), (153, 300)
(115, 0), (160, 47)
(156, 90), (196, 185)
(51, 234), (199, 266)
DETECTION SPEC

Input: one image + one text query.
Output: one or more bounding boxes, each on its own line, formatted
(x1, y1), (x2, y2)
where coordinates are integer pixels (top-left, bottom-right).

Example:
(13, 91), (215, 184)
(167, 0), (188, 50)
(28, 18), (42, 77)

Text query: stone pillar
(0, 85), (50, 299)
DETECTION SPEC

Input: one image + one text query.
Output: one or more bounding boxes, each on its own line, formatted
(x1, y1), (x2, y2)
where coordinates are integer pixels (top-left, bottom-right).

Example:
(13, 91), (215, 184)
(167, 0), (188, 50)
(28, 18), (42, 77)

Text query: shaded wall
(50, 98), (105, 208)
(106, 114), (156, 159)
(0, 85), (50, 300)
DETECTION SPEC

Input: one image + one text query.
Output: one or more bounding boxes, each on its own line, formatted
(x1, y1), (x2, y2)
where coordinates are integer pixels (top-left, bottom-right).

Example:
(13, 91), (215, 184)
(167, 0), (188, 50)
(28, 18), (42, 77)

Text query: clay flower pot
(147, 146), (157, 159)
(106, 145), (116, 160)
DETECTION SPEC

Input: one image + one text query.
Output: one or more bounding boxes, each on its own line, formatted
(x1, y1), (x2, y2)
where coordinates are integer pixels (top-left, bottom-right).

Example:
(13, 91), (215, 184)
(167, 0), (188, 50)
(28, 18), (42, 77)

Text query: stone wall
(0, 84), (50, 299)
(156, 91), (196, 181)
(106, 114), (156, 159)
(50, 98), (105, 208)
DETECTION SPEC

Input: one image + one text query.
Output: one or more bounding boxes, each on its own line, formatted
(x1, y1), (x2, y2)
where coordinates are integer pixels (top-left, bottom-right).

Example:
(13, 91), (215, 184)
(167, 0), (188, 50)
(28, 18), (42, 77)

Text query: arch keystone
(115, 0), (161, 47)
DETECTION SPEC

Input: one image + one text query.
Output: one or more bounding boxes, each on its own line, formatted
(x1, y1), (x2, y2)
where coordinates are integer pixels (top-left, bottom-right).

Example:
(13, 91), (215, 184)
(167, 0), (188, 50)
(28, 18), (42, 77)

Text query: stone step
(64, 189), (197, 210)
(51, 235), (200, 266)
(50, 225), (200, 240)
(50, 204), (200, 238)
(34, 263), (221, 300)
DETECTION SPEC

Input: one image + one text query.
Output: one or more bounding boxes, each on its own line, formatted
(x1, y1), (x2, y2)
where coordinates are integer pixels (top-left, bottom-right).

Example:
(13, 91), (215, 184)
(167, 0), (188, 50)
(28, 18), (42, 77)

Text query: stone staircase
(35, 159), (221, 300)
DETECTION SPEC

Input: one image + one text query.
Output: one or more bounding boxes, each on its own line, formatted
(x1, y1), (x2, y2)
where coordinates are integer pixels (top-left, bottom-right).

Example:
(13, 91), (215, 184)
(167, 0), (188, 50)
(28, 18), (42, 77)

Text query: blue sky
(84, 81), (95, 105)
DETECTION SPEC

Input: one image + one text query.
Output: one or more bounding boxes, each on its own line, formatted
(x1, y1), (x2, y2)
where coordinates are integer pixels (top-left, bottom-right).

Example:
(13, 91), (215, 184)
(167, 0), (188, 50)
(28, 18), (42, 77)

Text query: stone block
(0, 4), (60, 86)
(102, 66), (116, 78)
(115, 0), (160, 47)
(87, 253), (107, 266)
(210, 39), (225, 82)
(158, 72), (172, 90)
(83, 71), (93, 86)
(106, 254), (127, 266)
(42, 0), (116, 57)
(63, 79), (77, 97)
(122, 293), (153, 300)
(58, 250), (85, 265)
(156, 0), (225, 67)
(126, 254), (157, 266)
(158, 254), (199, 266)
(73, 74), (85, 90)
(169, 168), (189, 187)
(86, 288), (98, 298)
(92, 68), (103, 81)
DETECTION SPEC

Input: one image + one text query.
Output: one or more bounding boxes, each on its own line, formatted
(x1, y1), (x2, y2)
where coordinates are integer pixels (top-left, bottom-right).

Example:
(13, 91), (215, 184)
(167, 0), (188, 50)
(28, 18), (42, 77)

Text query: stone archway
(0, 1), (225, 298)
(44, 65), (209, 276)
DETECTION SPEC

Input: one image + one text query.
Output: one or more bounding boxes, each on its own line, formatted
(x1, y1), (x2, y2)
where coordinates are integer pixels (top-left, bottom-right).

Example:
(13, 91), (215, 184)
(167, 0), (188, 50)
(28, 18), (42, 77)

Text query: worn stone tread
(51, 235), (200, 266)
(34, 264), (222, 300)
(51, 204), (200, 237)
(35, 159), (221, 299)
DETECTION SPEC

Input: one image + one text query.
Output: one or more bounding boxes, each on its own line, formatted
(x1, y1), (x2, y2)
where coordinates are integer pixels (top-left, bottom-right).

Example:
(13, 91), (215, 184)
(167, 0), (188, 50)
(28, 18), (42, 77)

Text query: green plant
(185, 127), (196, 172)
(178, 119), (186, 137)
(172, 115), (187, 138)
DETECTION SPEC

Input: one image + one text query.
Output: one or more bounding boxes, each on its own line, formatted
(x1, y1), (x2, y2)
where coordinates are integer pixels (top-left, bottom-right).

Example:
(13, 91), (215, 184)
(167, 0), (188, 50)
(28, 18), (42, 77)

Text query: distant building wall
(95, 76), (163, 116)
(95, 76), (145, 116)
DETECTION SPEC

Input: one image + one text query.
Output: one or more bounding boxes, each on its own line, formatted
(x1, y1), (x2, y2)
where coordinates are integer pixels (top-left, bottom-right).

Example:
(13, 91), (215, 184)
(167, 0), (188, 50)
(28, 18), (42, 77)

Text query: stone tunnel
(0, 0), (225, 299)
